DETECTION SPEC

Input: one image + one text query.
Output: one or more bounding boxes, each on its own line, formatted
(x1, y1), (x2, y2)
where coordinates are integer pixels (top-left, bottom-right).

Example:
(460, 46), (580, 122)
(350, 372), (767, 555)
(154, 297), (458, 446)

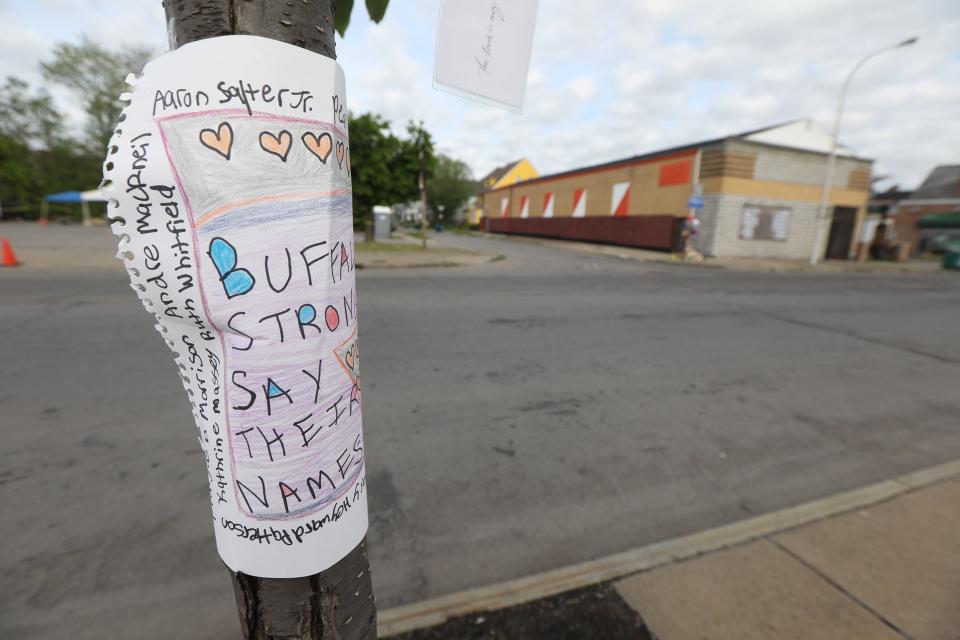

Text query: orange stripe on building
(612, 182), (631, 217)
(572, 188), (586, 217)
(543, 192), (554, 218)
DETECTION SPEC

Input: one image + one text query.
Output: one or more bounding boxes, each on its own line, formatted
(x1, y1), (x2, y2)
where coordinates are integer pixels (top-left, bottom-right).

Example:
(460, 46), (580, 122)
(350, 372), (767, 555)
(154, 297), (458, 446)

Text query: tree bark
(164, 0), (336, 58)
(161, 2), (376, 638)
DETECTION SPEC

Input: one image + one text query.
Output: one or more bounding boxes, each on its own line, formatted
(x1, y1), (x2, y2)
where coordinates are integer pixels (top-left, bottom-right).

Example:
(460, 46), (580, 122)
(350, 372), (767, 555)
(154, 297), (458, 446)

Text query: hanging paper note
(103, 36), (367, 579)
(433, 0), (540, 113)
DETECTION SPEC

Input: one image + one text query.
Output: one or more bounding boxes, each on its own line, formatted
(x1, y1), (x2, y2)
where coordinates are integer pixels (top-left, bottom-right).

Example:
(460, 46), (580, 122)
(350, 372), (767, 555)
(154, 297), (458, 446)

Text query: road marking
(378, 458), (960, 637)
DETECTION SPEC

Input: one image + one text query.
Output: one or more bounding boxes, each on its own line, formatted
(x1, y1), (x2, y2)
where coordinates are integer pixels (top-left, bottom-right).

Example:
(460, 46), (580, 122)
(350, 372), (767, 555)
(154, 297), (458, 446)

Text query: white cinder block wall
(692, 195), (720, 256)
(695, 141), (869, 259)
(707, 196), (820, 259)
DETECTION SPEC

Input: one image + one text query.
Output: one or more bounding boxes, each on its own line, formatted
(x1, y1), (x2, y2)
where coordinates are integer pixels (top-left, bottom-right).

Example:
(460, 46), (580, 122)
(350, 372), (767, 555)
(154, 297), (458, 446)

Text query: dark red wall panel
(486, 216), (679, 251)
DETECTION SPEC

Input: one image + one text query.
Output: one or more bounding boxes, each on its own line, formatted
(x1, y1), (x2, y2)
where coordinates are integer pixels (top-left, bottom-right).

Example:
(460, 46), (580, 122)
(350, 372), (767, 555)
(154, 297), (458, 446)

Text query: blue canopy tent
(41, 189), (106, 225)
(45, 191), (84, 203)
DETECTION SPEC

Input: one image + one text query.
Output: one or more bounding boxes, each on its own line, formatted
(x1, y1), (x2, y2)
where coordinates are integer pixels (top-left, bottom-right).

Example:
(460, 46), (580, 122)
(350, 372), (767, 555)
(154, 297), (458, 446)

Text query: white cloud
(567, 76), (598, 101)
(342, 22), (432, 132)
(0, 24), (48, 84)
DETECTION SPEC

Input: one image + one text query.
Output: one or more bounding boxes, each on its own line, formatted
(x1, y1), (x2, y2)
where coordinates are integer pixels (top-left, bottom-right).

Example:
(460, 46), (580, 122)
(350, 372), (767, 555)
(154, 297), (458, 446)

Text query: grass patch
(442, 225), (481, 236)
(355, 241), (453, 253)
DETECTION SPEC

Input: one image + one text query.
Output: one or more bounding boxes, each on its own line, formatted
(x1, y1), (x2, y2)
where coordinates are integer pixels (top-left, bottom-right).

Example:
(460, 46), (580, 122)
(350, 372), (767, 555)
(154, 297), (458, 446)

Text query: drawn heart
(301, 132), (332, 163)
(336, 141), (345, 169)
(345, 348), (355, 370)
(259, 130), (292, 162)
(199, 122), (233, 160)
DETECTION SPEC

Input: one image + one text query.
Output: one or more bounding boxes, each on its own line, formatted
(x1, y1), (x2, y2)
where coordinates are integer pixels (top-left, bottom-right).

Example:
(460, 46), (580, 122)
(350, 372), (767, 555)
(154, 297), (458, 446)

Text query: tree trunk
(164, 0), (336, 57)
(161, 2), (376, 638)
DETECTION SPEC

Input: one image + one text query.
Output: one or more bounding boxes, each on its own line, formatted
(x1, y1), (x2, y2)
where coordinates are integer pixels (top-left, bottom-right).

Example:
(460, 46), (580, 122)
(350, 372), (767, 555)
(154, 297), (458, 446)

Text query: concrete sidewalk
(352, 231), (502, 269)
(617, 475), (960, 640)
(694, 255), (943, 274)
(382, 460), (960, 638)
(482, 232), (946, 275)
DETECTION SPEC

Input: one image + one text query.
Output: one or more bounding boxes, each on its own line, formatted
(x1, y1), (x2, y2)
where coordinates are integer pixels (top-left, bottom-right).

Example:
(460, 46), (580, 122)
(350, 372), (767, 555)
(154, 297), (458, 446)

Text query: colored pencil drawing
(156, 110), (361, 520)
(105, 35), (368, 577)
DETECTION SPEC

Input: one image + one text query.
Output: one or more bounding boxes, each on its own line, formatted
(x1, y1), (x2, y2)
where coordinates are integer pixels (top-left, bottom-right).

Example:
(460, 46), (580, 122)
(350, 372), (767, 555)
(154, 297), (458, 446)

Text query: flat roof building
(481, 120), (873, 261)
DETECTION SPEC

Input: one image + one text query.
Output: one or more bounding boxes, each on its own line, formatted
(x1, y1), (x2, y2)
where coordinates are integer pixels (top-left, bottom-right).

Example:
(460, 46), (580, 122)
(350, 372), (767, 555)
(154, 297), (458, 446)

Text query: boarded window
(740, 204), (791, 241)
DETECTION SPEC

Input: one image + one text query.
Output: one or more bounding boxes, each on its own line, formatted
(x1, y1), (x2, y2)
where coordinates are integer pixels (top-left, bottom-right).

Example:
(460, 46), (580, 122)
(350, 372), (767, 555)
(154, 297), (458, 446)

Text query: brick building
(481, 120), (873, 260)
(891, 165), (960, 254)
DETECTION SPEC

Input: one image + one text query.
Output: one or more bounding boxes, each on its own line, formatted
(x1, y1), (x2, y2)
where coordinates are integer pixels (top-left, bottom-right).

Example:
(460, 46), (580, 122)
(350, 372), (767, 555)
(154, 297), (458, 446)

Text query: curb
(378, 459), (960, 637)
(480, 232), (943, 275)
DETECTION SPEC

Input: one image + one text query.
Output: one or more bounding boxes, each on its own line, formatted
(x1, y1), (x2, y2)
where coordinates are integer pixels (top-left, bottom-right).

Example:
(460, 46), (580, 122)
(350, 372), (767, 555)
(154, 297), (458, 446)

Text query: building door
(825, 206), (857, 260)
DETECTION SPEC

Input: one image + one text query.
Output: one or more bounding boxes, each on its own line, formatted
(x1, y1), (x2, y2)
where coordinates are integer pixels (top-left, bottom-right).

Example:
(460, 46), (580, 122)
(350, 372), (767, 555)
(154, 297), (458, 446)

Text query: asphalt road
(2, 224), (959, 639)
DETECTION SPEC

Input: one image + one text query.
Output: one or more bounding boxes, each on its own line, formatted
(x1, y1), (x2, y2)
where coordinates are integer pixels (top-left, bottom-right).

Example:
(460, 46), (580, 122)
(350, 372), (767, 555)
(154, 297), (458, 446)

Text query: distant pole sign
(688, 195), (705, 209)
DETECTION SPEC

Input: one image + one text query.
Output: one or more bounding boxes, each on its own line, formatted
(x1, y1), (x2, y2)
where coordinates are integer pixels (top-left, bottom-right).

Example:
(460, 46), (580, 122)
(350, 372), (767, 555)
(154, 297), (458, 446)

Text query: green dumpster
(944, 243), (960, 270)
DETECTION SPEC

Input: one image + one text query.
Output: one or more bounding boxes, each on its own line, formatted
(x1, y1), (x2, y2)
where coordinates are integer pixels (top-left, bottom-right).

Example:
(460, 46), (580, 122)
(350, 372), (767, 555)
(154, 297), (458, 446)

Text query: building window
(740, 204), (791, 241)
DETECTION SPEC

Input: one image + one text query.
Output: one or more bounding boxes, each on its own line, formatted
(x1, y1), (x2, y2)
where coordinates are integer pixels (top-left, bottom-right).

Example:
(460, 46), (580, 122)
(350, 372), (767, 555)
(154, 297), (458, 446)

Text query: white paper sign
(433, 0), (539, 113)
(104, 36), (367, 578)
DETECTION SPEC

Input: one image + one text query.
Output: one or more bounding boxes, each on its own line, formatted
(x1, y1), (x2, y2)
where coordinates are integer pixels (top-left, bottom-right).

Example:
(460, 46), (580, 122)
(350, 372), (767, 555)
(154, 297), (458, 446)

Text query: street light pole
(808, 36), (918, 266)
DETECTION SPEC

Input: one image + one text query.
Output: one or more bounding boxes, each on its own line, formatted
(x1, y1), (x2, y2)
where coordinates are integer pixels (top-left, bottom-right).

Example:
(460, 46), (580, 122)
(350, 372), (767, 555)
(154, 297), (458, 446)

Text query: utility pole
(161, 2), (376, 639)
(419, 145), (428, 249)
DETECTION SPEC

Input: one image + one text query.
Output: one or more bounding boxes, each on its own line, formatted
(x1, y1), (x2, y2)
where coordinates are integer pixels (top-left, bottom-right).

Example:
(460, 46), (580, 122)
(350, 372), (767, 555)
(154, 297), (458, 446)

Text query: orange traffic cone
(1, 237), (20, 266)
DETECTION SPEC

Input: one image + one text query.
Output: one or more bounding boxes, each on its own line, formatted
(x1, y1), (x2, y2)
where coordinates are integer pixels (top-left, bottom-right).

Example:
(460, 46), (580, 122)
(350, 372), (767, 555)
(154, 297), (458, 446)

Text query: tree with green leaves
(1, 35), (154, 219)
(401, 119), (435, 246)
(0, 77), (59, 210)
(334, 0), (388, 36)
(42, 37), (152, 153)
(41, 36), (150, 154)
(0, 76), (103, 219)
(427, 155), (474, 224)
(350, 113), (412, 227)
(0, 77), (61, 148)
(347, 114), (437, 232)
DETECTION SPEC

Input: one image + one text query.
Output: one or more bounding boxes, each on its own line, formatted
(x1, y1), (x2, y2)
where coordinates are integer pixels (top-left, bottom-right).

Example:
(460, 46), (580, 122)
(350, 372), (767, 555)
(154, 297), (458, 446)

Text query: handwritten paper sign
(433, 0), (539, 113)
(103, 36), (367, 578)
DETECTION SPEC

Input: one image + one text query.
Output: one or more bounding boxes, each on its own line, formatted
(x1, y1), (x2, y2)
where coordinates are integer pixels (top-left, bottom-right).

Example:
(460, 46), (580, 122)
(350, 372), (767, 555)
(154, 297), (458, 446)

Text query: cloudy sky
(2, 0), (958, 189)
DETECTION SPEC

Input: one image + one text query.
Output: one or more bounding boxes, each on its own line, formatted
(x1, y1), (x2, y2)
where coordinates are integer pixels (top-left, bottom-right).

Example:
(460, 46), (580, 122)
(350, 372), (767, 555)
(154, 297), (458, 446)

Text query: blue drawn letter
(208, 237), (255, 298)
